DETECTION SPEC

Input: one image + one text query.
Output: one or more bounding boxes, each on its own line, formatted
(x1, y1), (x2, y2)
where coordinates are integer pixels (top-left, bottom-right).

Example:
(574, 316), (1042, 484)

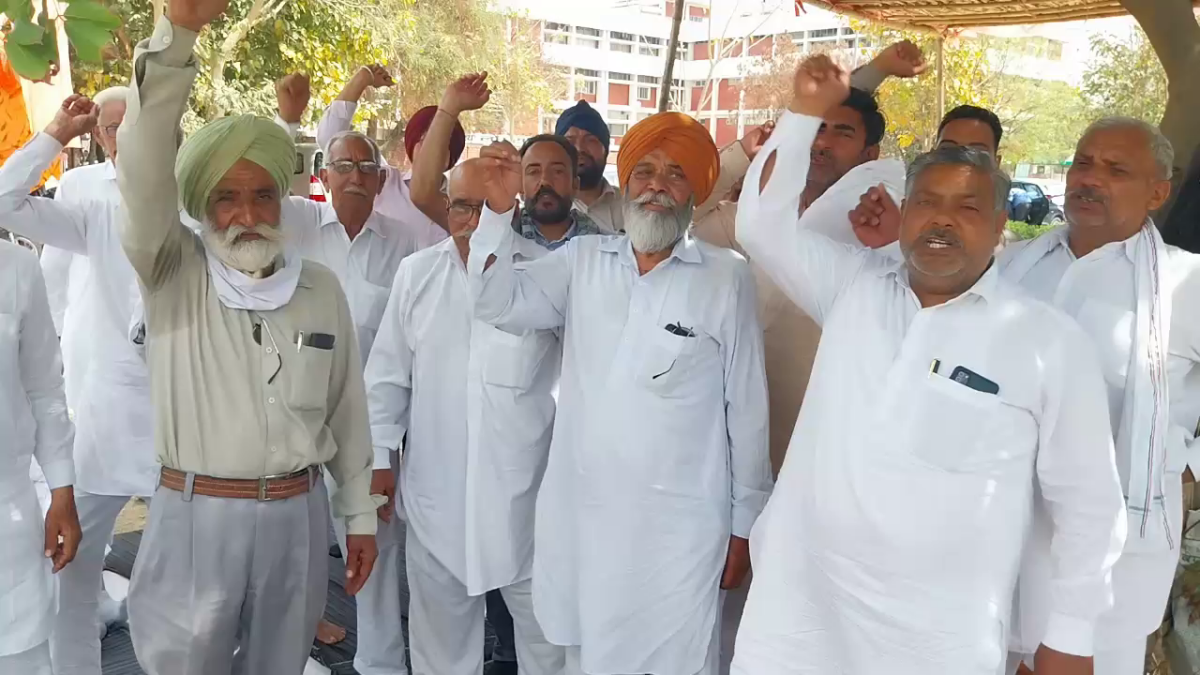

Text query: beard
(202, 221), (285, 275)
(577, 155), (605, 190)
(523, 185), (573, 224)
(623, 191), (693, 254)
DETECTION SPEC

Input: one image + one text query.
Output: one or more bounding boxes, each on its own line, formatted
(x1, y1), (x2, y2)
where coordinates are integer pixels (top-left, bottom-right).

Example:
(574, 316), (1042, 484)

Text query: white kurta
(0, 134), (156, 497)
(469, 206), (772, 675)
(730, 111), (1128, 675)
(284, 198), (418, 373)
(365, 235), (558, 594)
(0, 241), (75, 657)
(998, 230), (1200, 648)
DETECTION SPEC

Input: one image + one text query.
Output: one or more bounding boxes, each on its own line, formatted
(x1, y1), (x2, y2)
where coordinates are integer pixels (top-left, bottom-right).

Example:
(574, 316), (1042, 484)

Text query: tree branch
(1118, 0), (1200, 76)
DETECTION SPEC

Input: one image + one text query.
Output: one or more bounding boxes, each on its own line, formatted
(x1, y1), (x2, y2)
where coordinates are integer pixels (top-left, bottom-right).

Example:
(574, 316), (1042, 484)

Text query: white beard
(623, 192), (693, 254)
(202, 222), (284, 276)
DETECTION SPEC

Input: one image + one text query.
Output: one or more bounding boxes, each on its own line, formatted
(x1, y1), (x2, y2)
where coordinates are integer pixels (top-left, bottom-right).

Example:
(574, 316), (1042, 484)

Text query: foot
(315, 619), (346, 645)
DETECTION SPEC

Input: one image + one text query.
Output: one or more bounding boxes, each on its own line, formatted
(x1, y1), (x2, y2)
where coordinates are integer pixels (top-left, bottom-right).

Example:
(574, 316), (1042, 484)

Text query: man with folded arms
(731, 55), (1127, 675)
(468, 111), (771, 675)
(116, 0), (378, 671)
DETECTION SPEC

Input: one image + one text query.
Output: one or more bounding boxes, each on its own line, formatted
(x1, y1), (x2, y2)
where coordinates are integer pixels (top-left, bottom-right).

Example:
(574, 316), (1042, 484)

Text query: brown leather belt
(159, 466), (319, 501)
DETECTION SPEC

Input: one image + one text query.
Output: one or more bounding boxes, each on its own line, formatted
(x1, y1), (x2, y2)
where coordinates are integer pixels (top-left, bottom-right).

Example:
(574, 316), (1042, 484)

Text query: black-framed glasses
(448, 202), (484, 220)
(328, 160), (381, 175)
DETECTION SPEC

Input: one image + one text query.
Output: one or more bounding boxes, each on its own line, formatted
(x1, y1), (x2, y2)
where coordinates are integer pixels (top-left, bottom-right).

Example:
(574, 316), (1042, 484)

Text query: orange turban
(617, 111), (720, 204)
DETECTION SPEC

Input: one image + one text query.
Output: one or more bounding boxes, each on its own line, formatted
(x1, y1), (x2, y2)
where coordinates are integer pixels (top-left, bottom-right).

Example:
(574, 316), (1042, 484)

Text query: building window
(688, 14), (704, 22)
(611, 31), (634, 41)
(609, 110), (631, 121)
(610, 30), (635, 53)
(544, 21), (570, 44)
(575, 26), (601, 49)
(609, 71), (632, 82)
(809, 28), (837, 39)
(546, 21), (570, 31)
(578, 79), (598, 96)
(639, 35), (663, 57)
(575, 68), (600, 78)
(610, 123), (629, 136)
(637, 75), (660, 84)
(637, 86), (653, 100)
(669, 88), (685, 109)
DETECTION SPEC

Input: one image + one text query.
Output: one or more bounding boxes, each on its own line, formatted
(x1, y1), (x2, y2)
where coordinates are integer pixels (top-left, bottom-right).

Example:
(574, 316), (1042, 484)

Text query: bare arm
(411, 73), (491, 230)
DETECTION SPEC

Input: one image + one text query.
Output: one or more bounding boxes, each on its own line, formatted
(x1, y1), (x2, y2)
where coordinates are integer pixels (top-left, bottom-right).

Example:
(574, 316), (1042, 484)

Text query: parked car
(1008, 180), (1064, 226)
(291, 142), (326, 201)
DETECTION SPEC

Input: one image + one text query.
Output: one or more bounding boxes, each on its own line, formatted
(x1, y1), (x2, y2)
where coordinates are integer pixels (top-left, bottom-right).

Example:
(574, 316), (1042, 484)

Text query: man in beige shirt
(116, 0), (378, 671)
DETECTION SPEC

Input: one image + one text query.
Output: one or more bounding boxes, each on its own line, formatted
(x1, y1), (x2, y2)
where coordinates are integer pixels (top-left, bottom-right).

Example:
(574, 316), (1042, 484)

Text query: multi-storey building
(497, 0), (1090, 153)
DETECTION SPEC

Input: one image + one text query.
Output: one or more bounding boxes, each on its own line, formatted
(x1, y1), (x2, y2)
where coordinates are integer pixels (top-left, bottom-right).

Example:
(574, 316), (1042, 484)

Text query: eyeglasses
(328, 160), (382, 175)
(448, 202), (483, 221)
(101, 124), (120, 137)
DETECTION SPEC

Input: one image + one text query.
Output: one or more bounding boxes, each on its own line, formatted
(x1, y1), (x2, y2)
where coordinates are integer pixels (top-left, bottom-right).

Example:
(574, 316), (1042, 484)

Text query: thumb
(44, 517), (58, 558)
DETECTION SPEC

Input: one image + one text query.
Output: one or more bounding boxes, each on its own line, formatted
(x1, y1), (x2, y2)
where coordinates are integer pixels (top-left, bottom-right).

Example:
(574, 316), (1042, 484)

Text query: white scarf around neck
(204, 243), (303, 311)
(1004, 221), (1173, 550)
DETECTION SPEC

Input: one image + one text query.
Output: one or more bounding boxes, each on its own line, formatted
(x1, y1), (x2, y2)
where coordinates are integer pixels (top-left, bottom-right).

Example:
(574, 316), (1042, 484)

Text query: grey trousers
(128, 479), (329, 675)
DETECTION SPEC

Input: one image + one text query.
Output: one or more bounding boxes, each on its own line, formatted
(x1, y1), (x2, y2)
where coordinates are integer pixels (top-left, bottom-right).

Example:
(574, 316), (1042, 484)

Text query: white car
(292, 142), (326, 201)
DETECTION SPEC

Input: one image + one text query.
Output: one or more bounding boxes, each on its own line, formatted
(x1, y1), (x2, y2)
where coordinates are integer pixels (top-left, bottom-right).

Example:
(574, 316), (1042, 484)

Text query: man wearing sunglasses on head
(275, 72), (419, 675)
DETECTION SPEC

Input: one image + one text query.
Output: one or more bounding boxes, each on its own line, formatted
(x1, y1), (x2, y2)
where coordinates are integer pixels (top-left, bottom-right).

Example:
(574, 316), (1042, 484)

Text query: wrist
(48, 485), (74, 502)
(485, 196), (516, 213)
(437, 103), (462, 118)
(165, 10), (207, 33)
(44, 125), (73, 147)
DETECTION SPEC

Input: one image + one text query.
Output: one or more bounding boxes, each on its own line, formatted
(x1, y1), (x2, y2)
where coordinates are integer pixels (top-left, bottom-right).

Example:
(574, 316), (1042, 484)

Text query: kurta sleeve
(0, 133), (90, 254)
(849, 63), (887, 94)
(40, 245), (75, 336)
(736, 111), (872, 325)
(1034, 321), (1127, 657)
(17, 249), (75, 489)
(363, 260), (415, 470)
(469, 205), (572, 332)
(316, 100), (356, 151)
(117, 17), (202, 292)
(721, 261), (772, 537)
(321, 276), (379, 536)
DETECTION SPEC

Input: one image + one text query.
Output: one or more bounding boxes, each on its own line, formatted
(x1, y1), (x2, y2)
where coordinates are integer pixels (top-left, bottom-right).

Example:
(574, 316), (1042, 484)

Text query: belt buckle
(256, 470), (294, 501)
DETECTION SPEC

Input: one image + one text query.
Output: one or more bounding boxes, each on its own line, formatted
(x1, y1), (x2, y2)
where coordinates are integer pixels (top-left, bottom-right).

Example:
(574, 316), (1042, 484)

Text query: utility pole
(659, 0), (686, 112)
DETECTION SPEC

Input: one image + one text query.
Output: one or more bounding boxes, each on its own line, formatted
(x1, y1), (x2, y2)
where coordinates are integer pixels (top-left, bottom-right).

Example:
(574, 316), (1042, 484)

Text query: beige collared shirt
(118, 17), (378, 535)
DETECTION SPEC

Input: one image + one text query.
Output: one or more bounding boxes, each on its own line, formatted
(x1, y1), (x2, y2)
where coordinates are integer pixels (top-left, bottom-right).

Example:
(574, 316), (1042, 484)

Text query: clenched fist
(789, 54), (851, 119)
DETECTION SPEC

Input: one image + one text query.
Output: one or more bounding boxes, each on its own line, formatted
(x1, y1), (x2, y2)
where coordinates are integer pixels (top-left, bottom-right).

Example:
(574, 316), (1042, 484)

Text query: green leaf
(8, 16), (45, 45)
(64, 17), (113, 62)
(63, 0), (123, 30)
(5, 35), (57, 81)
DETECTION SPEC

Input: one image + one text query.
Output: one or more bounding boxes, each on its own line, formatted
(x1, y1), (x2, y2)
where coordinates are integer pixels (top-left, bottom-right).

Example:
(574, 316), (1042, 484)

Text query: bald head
(446, 163), (486, 238)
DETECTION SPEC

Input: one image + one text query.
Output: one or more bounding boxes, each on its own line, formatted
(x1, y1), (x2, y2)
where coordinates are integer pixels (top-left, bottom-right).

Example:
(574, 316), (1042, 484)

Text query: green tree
(1080, 27), (1168, 125)
(2, 0), (121, 82)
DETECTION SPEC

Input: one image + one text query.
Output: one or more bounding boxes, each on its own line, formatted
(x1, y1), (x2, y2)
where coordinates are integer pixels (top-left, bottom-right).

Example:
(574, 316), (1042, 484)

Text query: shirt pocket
(639, 327), (698, 397)
(484, 328), (549, 390)
(909, 374), (1002, 472)
(287, 343), (334, 411)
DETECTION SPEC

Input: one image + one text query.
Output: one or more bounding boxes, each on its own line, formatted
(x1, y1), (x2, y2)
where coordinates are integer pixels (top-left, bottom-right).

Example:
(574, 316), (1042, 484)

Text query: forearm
(849, 62), (886, 94)
(316, 100), (356, 151)
(325, 301), (379, 535)
(737, 111), (864, 322)
(469, 205), (567, 332)
(409, 109), (456, 228)
(22, 261), (76, 490)
(0, 134), (89, 253)
(117, 16), (199, 289)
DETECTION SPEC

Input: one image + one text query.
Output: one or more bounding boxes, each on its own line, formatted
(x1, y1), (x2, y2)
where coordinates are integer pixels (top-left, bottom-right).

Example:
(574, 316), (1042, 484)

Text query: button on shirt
(729, 111), (1126, 674)
(0, 133), (158, 497)
(284, 197), (418, 365)
(118, 17), (378, 535)
(365, 235), (558, 594)
(0, 241), (75, 656)
(316, 101), (450, 250)
(469, 206), (771, 675)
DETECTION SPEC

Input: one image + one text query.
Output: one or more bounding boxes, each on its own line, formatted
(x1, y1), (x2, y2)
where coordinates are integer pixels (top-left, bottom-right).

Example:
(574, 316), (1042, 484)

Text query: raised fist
(276, 72), (311, 124)
(440, 72), (492, 117)
(45, 94), (99, 146)
(167, 0), (230, 32)
(872, 40), (928, 79)
(789, 54), (850, 119)
(849, 184), (901, 249)
(357, 64), (395, 90)
(461, 140), (520, 213)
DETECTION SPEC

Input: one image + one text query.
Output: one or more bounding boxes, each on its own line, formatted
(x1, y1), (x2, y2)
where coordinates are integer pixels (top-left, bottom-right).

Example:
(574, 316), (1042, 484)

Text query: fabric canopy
(800, 0), (1199, 30)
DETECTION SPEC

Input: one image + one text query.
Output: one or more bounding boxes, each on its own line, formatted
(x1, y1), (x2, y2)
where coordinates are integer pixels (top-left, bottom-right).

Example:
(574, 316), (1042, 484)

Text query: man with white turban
(116, 0), (379, 672)
(467, 112), (772, 675)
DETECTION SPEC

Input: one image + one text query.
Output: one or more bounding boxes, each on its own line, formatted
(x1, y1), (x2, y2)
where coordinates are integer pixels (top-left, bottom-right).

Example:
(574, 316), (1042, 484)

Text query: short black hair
(519, 134), (579, 179)
(841, 87), (886, 148)
(938, 105), (1004, 150)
